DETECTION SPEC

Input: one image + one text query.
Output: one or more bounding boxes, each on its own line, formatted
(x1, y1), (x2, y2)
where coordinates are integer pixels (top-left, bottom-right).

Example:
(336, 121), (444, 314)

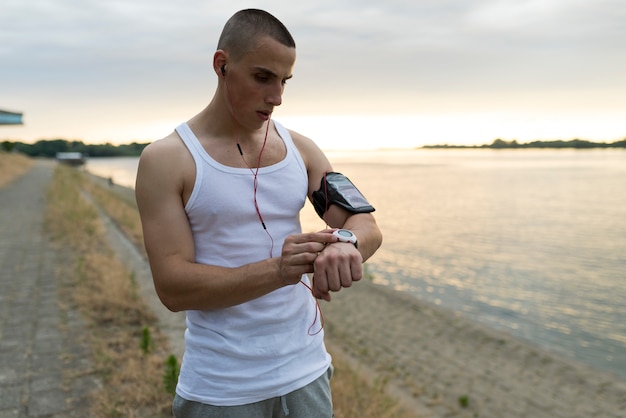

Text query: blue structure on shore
(0, 109), (23, 125)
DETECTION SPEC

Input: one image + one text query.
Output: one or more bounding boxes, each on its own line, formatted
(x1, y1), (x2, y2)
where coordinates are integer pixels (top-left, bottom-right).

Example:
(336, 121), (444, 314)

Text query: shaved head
(217, 9), (296, 62)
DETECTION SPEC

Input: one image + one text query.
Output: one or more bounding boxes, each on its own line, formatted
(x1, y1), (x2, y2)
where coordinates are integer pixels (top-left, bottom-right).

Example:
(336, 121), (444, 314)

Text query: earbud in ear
(221, 65), (226, 76)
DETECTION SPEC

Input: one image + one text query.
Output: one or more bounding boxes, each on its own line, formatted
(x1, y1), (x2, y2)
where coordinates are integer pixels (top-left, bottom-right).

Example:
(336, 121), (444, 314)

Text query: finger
(312, 269), (329, 294)
(342, 259), (363, 286)
(287, 251), (318, 266)
(280, 253), (318, 284)
(311, 284), (331, 301)
(318, 291), (331, 302)
(350, 260), (363, 282)
(340, 264), (354, 288)
(325, 268), (342, 292)
(302, 241), (330, 254)
(282, 242), (327, 260)
(294, 232), (338, 245)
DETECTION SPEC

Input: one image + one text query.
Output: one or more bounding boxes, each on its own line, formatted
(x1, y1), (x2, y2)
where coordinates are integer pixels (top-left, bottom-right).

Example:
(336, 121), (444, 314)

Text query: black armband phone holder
(312, 172), (375, 218)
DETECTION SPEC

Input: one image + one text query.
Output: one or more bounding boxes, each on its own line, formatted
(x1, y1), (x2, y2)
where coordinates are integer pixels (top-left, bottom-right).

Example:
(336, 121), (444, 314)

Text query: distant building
(0, 109), (23, 125)
(56, 152), (86, 166)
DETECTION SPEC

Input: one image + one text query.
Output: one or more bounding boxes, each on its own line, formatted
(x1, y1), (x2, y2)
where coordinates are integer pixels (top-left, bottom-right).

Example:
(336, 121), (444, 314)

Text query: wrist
(332, 229), (358, 248)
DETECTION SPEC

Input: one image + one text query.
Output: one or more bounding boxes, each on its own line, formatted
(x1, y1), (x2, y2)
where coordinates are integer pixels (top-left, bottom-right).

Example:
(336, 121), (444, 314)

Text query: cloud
(1, 0), (625, 144)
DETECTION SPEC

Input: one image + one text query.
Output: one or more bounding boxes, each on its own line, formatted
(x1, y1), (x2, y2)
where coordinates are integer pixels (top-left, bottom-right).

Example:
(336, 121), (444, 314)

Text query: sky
(1, 0), (625, 149)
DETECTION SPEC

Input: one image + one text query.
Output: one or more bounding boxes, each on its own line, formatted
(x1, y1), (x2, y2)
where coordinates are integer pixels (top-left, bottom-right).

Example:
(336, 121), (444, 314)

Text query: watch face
(337, 229), (353, 238)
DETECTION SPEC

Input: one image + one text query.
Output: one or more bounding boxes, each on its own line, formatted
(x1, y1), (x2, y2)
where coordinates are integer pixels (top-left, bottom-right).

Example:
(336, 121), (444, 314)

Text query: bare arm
(291, 130), (383, 301)
(135, 136), (336, 311)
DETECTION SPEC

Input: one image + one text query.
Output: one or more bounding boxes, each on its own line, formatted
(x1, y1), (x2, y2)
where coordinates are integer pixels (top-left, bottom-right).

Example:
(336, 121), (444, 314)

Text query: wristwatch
(333, 229), (358, 248)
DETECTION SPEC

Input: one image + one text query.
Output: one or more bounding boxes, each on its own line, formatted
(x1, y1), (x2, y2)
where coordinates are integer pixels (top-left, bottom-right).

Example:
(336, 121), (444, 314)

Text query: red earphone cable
(225, 77), (275, 257)
(225, 76), (322, 335)
(304, 171), (330, 335)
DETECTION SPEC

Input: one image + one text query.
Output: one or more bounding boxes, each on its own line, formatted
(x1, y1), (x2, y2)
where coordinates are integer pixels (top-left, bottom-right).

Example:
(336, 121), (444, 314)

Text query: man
(135, 9), (382, 417)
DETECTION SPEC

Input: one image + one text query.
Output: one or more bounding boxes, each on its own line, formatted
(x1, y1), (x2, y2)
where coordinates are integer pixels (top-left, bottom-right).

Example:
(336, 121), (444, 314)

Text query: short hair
(217, 9), (296, 61)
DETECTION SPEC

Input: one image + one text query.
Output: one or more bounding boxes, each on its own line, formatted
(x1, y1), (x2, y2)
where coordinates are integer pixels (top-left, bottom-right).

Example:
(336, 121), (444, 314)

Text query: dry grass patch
(329, 345), (417, 418)
(82, 174), (145, 253)
(0, 151), (34, 187)
(46, 165), (174, 417)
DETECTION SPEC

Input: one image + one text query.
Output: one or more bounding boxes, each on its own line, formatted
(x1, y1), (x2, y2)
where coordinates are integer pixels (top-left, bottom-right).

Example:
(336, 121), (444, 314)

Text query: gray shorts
(172, 366), (333, 418)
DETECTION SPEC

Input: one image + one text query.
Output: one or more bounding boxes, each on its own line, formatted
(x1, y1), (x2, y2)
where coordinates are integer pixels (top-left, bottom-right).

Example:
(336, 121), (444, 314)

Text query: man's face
(226, 36), (296, 131)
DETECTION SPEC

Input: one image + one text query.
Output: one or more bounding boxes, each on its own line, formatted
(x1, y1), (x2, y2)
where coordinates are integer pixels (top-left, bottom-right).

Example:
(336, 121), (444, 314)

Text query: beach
(89, 173), (626, 418)
(322, 280), (626, 417)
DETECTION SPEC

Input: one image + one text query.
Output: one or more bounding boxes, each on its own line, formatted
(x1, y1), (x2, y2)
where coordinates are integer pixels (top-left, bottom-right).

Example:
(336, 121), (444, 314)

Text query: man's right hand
(279, 231), (338, 285)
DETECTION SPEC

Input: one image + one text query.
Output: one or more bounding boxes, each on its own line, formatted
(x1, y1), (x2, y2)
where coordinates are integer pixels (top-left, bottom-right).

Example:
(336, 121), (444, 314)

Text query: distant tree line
(1, 139), (149, 158)
(3, 137), (626, 156)
(423, 138), (626, 149)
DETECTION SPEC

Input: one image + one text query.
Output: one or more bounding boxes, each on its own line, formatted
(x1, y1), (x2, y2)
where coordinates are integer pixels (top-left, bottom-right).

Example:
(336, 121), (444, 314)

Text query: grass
(329, 349), (416, 418)
(43, 162), (416, 417)
(81, 175), (145, 254)
(0, 151), (34, 187)
(46, 165), (173, 417)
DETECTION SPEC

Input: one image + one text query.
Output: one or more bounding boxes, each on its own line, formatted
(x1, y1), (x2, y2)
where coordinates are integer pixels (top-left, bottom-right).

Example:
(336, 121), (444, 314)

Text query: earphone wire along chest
(223, 67), (275, 257)
(223, 65), (324, 335)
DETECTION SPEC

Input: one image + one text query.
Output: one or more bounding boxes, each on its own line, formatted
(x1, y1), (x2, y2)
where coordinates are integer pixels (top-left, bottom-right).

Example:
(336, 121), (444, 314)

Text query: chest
(185, 155), (309, 230)
(204, 133), (287, 170)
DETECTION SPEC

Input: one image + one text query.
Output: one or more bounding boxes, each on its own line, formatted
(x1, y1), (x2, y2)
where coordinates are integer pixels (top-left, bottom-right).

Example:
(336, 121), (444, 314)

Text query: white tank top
(174, 121), (331, 406)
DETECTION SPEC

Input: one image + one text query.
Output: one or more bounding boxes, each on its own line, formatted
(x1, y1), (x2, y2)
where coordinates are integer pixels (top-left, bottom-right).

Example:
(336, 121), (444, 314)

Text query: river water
(85, 148), (626, 378)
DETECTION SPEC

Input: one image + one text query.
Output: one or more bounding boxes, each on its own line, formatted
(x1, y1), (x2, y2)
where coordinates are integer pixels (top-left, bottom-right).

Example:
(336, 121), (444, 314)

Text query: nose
(265, 83), (284, 106)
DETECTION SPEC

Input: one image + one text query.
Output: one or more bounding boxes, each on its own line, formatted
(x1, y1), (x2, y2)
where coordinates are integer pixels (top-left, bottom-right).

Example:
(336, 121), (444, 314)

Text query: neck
(191, 89), (270, 145)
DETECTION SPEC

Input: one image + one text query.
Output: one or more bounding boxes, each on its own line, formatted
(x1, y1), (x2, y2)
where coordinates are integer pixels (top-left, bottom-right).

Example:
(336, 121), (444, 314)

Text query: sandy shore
(87, 173), (626, 418)
(322, 279), (626, 417)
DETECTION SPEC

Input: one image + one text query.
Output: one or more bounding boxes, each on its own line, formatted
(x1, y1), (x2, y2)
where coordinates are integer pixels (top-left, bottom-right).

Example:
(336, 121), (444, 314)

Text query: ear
(214, 50), (228, 77)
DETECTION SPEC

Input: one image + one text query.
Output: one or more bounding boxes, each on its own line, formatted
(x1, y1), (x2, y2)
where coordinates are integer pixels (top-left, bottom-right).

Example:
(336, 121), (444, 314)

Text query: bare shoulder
(140, 131), (187, 162)
(137, 131), (192, 196)
(288, 129), (331, 172)
(139, 131), (193, 173)
(287, 128), (333, 195)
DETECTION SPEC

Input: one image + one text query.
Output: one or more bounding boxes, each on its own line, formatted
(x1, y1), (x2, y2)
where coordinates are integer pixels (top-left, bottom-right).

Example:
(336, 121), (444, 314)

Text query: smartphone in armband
(312, 172), (375, 218)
